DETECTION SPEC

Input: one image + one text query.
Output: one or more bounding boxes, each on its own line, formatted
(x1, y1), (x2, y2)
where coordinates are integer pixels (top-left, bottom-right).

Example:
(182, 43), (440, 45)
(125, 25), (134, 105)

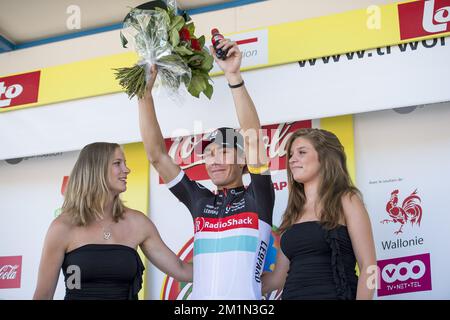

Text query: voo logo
(381, 260), (426, 283)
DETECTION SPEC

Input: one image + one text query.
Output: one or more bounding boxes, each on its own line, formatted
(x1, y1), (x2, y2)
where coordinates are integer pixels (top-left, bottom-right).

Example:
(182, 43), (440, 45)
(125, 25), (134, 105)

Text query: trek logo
(399, 0), (450, 40)
(225, 198), (246, 214)
(195, 212), (258, 233)
(377, 253), (432, 296)
(0, 71), (40, 109)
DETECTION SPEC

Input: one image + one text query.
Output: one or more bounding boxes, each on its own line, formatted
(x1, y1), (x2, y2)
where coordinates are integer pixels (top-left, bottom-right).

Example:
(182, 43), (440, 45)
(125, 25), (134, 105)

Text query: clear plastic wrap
(115, 1), (214, 101)
(120, 7), (191, 100)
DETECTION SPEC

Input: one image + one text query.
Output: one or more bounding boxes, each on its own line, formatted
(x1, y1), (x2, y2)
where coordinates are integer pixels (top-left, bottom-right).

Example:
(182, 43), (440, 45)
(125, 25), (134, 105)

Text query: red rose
(179, 28), (191, 41)
(191, 38), (202, 51)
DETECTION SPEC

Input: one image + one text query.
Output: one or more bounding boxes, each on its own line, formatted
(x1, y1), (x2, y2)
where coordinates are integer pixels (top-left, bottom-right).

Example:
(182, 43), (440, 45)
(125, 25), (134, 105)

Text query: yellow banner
(1, 0), (448, 113)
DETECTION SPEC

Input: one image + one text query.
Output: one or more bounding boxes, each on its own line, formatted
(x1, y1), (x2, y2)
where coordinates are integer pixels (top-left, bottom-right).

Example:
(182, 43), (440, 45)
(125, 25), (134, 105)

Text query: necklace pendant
(103, 231), (112, 240)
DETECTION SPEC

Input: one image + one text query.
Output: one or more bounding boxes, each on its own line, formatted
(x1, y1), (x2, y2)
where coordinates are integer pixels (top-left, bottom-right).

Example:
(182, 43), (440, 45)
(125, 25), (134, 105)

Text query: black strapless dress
(62, 244), (145, 300)
(280, 221), (358, 300)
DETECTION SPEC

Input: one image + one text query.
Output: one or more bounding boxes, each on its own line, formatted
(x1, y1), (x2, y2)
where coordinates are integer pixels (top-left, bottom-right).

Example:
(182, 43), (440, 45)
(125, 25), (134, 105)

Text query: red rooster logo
(381, 189), (422, 235)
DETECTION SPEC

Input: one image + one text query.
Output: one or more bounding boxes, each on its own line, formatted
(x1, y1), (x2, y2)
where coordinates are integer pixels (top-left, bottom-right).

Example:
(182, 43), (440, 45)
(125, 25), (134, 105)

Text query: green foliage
(115, 6), (214, 100)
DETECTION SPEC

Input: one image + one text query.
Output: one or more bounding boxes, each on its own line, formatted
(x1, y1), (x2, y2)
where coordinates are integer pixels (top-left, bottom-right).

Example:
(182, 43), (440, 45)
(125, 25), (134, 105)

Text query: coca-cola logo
(0, 265), (19, 280)
(163, 120), (311, 182)
(0, 256), (22, 289)
(0, 71), (40, 110)
(398, 0), (450, 40)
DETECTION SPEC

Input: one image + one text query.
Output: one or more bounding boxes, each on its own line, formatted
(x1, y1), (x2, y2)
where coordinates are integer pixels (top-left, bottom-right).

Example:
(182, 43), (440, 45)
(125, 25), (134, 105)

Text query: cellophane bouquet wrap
(115, 4), (214, 100)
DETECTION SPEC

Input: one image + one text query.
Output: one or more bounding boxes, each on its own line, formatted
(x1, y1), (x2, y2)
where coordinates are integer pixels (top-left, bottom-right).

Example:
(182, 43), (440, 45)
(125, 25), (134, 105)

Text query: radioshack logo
(0, 256), (22, 289)
(0, 71), (40, 109)
(161, 227), (282, 300)
(399, 0), (450, 40)
(377, 253), (432, 297)
(194, 212), (258, 233)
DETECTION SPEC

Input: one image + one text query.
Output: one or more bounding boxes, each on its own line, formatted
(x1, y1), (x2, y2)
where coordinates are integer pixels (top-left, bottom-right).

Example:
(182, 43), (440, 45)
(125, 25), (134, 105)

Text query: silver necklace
(100, 220), (114, 240)
(103, 228), (112, 240)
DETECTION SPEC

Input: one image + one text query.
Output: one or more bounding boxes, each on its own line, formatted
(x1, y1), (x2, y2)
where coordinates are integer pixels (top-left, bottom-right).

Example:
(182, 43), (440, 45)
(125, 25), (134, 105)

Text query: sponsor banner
(2, 1), (449, 113)
(355, 102), (450, 298)
(0, 71), (40, 109)
(0, 53), (135, 113)
(0, 256), (22, 289)
(378, 253), (432, 296)
(399, 0), (450, 40)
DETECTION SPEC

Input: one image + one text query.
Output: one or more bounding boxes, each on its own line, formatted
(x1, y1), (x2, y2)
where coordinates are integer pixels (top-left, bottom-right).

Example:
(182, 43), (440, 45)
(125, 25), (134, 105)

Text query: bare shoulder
(123, 208), (150, 223)
(342, 191), (364, 207)
(123, 208), (155, 230)
(122, 208), (157, 243)
(49, 213), (74, 234)
(44, 213), (74, 250)
(341, 191), (369, 222)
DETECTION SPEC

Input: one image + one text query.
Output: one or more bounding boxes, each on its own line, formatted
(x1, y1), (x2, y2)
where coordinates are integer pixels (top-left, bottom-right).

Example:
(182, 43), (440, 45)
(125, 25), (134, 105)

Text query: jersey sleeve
(246, 164), (275, 226)
(166, 170), (211, 219)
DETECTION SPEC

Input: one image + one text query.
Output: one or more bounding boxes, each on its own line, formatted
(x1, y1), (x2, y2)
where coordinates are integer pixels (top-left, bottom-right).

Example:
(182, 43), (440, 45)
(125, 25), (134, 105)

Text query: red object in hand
(211, 28), (228, 60)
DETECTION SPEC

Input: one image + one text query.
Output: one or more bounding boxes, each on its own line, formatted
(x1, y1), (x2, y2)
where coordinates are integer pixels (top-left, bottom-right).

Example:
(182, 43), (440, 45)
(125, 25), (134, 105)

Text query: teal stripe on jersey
(194, 235), (258, 256)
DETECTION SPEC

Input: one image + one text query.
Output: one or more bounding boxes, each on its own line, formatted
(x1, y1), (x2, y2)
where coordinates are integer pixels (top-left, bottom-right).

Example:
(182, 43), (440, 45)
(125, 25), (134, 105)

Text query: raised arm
(210, 40), (268, 169)
(138, 65), (181, 183)
(33, 217), (69, 299)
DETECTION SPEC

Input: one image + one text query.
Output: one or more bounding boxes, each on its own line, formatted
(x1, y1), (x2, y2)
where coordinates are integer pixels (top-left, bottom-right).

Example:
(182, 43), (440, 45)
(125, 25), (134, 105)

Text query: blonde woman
(262, 129), (376, 300)
(33, 142), (192, 300)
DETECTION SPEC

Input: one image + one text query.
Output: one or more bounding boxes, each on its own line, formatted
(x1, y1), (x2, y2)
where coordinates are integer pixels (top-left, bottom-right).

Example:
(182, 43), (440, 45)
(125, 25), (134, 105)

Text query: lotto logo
(377, 253), (432, 297)
(0, 71), (40, 109)
(398, 0), (450, 40)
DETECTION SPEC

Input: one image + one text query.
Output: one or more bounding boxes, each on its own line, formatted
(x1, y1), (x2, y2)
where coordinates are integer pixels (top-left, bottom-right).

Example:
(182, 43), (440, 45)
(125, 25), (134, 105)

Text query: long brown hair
(278, 128), (361, 232)
(62, 142), (126, 226)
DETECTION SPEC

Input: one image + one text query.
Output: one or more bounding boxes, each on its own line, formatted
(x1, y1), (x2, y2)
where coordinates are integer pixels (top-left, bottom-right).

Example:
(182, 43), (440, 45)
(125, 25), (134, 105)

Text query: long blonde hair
(62, 142), (125, 226)
(278, 128), (361, 233)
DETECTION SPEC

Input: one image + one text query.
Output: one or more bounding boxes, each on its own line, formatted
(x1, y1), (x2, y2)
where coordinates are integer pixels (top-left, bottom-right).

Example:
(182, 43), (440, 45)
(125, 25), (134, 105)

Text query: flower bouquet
(114, 0), (214, 100)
